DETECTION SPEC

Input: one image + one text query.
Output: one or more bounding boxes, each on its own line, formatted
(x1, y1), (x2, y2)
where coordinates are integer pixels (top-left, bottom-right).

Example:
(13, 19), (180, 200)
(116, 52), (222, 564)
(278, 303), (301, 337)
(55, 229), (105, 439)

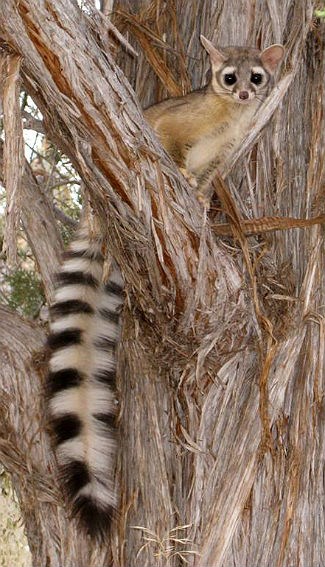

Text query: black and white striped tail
(47, 228), (124, 539)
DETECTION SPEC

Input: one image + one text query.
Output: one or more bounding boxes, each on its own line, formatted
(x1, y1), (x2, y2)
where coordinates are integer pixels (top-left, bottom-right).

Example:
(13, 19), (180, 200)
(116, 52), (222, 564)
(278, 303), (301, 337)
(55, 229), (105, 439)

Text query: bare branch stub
(0, 50), (24, 266)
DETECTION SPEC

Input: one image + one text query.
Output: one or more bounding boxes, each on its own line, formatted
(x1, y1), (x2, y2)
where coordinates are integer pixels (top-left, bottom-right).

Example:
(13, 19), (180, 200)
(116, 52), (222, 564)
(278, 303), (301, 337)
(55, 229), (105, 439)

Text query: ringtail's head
(200, 35), (284, 104)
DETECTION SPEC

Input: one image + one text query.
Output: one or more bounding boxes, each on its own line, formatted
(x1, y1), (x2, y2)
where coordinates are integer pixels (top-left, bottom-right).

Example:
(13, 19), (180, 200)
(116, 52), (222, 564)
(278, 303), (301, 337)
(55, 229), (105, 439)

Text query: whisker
(254, 95), (268, 102)
(205, 90), (233, 97)
(206, 90), (268, 104)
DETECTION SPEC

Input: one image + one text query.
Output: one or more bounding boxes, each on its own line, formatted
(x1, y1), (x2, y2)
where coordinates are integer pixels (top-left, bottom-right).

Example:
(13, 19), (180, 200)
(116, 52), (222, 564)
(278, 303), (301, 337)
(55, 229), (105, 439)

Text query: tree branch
(0, 0), (251, 350)
(0, 141), (63, 302)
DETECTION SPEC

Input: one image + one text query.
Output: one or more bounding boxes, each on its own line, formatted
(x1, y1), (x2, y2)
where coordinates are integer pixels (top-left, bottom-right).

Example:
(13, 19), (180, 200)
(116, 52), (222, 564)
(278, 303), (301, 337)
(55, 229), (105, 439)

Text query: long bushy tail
(47, 228), (123, 538)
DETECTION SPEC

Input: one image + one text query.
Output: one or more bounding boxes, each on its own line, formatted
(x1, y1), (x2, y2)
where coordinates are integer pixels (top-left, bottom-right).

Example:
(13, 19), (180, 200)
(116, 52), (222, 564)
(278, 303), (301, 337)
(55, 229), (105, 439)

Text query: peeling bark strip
(0, 50), (24, 266)
(213, 214), (325, 236)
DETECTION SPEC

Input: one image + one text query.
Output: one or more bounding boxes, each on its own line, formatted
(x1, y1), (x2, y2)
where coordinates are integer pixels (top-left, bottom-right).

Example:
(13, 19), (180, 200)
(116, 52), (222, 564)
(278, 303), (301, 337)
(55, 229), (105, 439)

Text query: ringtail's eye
(223, 73), (237, 85)
(251, 72), (263, 85)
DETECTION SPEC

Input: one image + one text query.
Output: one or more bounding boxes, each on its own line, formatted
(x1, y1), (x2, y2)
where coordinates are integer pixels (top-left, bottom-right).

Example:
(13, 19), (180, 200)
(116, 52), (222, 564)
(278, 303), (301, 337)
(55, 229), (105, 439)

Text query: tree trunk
(0, 1), (324, 566)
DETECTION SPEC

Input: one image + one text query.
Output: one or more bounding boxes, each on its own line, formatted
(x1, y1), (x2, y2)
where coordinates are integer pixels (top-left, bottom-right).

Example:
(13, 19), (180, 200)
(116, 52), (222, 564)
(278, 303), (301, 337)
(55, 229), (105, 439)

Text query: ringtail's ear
(200, 35), (226, 69)
(260, 44), (284, 74)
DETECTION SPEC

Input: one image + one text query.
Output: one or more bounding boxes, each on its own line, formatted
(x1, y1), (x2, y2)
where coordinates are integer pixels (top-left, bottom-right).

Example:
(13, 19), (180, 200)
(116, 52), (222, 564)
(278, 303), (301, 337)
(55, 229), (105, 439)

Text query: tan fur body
(145, 86), (259, 182)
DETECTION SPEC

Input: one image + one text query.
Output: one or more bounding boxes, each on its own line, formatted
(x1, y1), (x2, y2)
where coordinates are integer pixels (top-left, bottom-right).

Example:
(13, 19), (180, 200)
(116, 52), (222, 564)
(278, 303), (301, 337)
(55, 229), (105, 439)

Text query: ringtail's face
(200, 36), (284, 104)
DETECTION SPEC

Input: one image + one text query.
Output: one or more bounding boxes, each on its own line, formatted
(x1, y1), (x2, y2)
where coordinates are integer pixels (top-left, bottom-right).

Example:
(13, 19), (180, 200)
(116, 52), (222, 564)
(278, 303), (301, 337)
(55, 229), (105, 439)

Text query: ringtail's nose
(239, 90), (249, 100)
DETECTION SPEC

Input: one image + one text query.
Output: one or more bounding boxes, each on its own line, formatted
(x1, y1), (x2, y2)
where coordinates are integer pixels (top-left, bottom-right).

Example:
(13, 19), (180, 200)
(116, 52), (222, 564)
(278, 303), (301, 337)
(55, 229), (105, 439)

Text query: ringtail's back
(46, 36), (284, 540)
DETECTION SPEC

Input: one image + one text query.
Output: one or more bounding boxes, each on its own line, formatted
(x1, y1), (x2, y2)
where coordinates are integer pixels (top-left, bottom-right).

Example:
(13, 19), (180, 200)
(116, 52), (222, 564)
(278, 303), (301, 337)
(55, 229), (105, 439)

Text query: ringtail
(47, 36), (284, 539)
(145, 35), (284, 200)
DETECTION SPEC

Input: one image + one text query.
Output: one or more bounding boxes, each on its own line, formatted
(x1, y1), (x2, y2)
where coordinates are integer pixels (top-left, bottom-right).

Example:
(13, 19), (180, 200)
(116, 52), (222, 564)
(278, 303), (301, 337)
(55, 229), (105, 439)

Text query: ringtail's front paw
(179, 167), (198, 189)
(197, 190), (211, 209)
